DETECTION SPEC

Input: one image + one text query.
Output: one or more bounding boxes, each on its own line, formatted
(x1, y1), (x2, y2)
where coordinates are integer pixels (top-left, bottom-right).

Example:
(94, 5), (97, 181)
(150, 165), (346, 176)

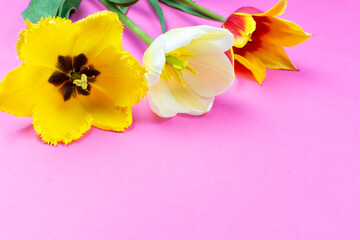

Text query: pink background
(0, 0), (359, 239)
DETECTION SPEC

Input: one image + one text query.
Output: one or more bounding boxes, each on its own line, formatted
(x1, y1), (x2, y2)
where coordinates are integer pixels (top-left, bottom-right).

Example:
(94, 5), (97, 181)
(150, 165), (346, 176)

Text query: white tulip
(143, 25), (235, 117)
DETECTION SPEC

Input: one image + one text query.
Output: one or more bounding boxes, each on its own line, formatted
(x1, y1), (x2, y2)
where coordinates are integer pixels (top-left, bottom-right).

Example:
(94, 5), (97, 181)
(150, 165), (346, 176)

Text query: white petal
(148, 78), (181, 118)
(143, 35), (166, 86)
(148, 77), (215, 117)
(143, 27), (206, 86)
(161, 27), (206, 53)
(143, 25), (234, 87)
(144, 25), (234, 117)
(190, 25), (234, 52)
(183, 42), (234, 97)
(161, 25), (234, 54)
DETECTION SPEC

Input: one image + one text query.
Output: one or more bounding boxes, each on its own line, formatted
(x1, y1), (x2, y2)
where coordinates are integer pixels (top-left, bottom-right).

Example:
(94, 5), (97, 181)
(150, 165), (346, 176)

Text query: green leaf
(108, 0), (139, 7)
(159, 0), (218, 21)
(117, 6), (128, 14)
(21, 0), (62, 23)
(148, 0), (166, 33)
(58, 0), (82, 19)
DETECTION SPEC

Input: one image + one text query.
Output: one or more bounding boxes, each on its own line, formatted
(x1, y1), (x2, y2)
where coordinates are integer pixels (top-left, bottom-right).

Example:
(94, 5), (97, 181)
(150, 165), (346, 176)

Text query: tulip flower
(0, 11), (148, 145)
(223, 0), (312, 84)
(143, 25), (235, 117)
(162, 0), (311, 84)
(100, 2), (235, 118)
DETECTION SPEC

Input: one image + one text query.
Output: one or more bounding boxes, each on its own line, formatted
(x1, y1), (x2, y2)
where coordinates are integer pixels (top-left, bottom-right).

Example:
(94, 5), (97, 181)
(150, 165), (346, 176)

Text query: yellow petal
(80, 86), (133, 132)
(0, 64), (54, 117)
(33, 89), (92, 145)
(19, 18), (75, 69)
(16, 29), (27, 62)
(260, 16), (312, 47)
(73, 11), (123, 61)
(234, 52), (266, 84)
(224, 14), (256, 48)
(251, 42), (297, 70)
(90, 46), (147, 107)
(257, 0), (287, 16)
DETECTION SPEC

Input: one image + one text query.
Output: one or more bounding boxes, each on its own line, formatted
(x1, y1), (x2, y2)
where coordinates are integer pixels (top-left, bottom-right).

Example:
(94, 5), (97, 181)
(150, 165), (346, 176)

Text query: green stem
(99, 0), (153, 46)
(176, 0), (226, 22)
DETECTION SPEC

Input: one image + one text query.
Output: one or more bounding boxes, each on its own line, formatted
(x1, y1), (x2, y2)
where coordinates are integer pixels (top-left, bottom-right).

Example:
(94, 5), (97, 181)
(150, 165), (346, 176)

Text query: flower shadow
(17, 122), (43, 144)
(19, 123), (36, 135)
(177, 112), (208, 119)
(132, 110), (172, 126)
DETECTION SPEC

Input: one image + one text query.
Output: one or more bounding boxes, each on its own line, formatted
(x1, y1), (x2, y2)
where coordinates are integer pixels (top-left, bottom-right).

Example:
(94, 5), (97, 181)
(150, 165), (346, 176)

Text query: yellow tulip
(0, 11), (148, 145)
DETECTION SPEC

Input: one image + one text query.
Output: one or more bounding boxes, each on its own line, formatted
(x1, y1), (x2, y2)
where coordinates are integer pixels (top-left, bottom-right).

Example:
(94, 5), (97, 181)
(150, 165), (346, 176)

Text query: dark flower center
(48, 53), (100, 101)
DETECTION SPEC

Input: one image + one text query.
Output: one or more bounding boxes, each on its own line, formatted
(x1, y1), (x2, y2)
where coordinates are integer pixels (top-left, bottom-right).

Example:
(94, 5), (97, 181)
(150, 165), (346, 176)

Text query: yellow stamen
(172, 64), (185, 75)
(178, 50), (195, 56)
(164, 64), (174, 82)
(168, 51), (180, 57)
(163, 48), (197, 87)
(167, 49), (195, 57)
(248, 33), (253, 43)
(235, 27), (253, 43)
(73, 74), (88, 90)
(186, 64), (197, 74)
(170, 66), (186, 87)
